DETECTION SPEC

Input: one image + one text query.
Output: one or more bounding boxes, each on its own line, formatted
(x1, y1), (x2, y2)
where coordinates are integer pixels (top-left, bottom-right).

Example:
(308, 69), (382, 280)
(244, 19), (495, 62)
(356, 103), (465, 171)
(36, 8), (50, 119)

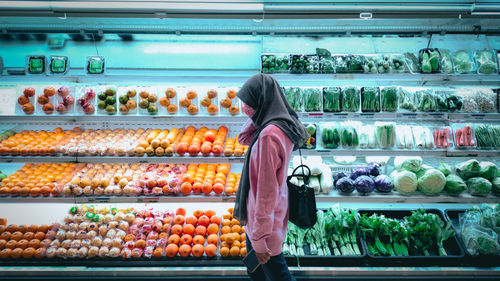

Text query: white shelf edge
(0, 115), (248, 123)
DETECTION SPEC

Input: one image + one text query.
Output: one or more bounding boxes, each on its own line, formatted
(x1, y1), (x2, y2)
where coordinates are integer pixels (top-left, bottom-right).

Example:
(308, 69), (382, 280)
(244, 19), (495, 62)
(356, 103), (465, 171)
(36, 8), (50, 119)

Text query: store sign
(49, 56), (69, 74)
(26, 55), (46, 74)
(87, 56), (105, 74)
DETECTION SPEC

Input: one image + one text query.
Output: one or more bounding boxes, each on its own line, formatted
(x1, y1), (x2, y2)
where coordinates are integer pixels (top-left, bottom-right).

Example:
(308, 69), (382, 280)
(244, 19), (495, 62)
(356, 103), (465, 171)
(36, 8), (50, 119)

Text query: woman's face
(242, 102), (255, 118)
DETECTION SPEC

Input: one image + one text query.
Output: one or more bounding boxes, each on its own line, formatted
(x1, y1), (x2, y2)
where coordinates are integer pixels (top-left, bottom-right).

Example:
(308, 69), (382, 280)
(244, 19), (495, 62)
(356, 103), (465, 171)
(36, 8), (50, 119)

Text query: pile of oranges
(175, 126), (227, 157)
(181, 163), (230, 195)
(165, 208), (220, 258)
(219, 208), (246, 258)
(0, 128), (77, 156)
(223, 136), (248, 157)
(0, 221), (53, 259)
(135, 128), (180, 157)
(0, 163), (80, 197)
(224, 173), (241, 195)
(220, 89), (240, 116)
(199, 89), (219, 115)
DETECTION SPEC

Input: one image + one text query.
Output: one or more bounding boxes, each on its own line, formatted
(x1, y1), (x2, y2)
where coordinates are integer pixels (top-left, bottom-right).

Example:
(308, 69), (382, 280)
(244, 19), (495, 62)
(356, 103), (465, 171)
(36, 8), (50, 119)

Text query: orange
(230, 246), (240, 257)
(193, 210), (204, 218)
(192, 244), (204, 258)
(183, 224), (195, 236)
(198, 215), (210, 227)
(167, 234), (180, 245)
(213, 183), (224, 194)
(231, 218), (240, 226)
(175, 142), (188, 155)
(204, 131), (216, 143)
(207, 234), (218, 245)
(216, 164), (230, 174)
(180, 234), (193, 245)
(179, 244), (191, 257)
(202, 182), (212, 194)
(192, 182), (203, 194)
(240, 247), (247, 257)
(207, 224), (219, 235)
(231, 225), (241, 233)
(176, 208), (186, 216)
(225, 233), (235, 244)
(221, 226), (231, 235)
(188, 144), (200, 156)
(180, 182), (192, 195)
(204, 210), (216, 218)
(195, 225), (207, 237)
(205, 244), (217, 257)
(193, 235), (205, 245)
(222, 219), (231, 227)
(200, 143), (212, 155)
(185, 216), (198, 226)
(210, 216), (221, 225)
(220, 246), (230, 257)
(173, 215), (185, 225)
(211, 144), (223, 155)
(166, 244), (179, 257)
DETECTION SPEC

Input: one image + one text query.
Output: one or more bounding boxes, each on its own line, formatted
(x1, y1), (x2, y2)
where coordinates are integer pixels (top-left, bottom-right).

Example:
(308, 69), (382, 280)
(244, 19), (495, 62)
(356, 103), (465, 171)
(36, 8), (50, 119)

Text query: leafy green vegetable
(323, 87), (341, 112)
(334, 56), (348, 73)
(416, 89), (437, 112)
(475, 124), (500, 149)
(467, 177), (492, 196)
(326, 207), (361, 256)
(445, 174), (467, 195)
(348, 55), (365, 73)
(492, 178), (500, 196)
(454, 50), (476, 74)
(316, 48), (331, 57)
(435, 90), (463, 112)
(284, 87), (303, 112)
(475, 50), (498, 75)
(460, 205), (500, 255)
(381, 87), (398, 112)
(391, 55), (406, 73)
(392, 170), (418, 195)
(399, 88), (418, 112)
(275, 55), (290, 73)
(305, 55), (320, 74)
(479, 161), (498, 181)
(361, 87), (381, 112)
(375, 122), (395, 148)
(417, 168), (446, 195)
(341, 86), (360, 112)
(303, 88), (322, 112)
(406, 209), (454, 256)
(320, 56), (335, 74)
(456, 159), (481, 180)
(440, 50), (453, 74)
(438, 162), (453, 176)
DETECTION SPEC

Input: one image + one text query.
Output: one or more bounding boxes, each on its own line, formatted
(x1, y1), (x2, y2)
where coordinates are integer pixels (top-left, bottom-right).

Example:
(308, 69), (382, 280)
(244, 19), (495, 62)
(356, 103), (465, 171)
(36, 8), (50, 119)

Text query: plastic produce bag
(433, 127), (452, 148)
(362, 55), (379, 74)
(416, 89), (437, 112)
(320, 122), (341, 149)
(323, 87), (341, 112)
(381, 87), (398, 112)
(340, 121), (360, 148)
(474, 88), (496, 113)
(399, 87), (418, 112)
(303, 88), (322, 112)
(457, 88), (479, 113)
(474, 124), (498, 150)
(404, 52), (419, 73)
(419, 48), (440, 73)
(341, 86), (360, 112)
(361, 87), (380, 112)
(333, 56), (348, 73)
(358, 125), (376, 149)
(348, 55), (365, 73)
(453, 50), (476, 74)
(460, 207), (500, 255)
(284, 87), (303, 112)
(320, 56), (335, 74)
(395, 125), (414, 149)
(374, 122), (395, 148)
(492, 177), (500, 196)
(474, 50), (498, 75)
(439, 50), (454, 74)
(394, 156), (422, 172)
(275, 55), (291, 73)
(391, 54), (407, 73)
(479, 161), (498, 181)
(261, 54), (276, 73)
(305, 55), (320, 74)
(456, 159), (481, 180)
(411, 126), (434, 149)
(467, 177), (492, 196)
(445, 174), (467, 195)
(453, 125), (476, 149)
(290, 55), (307, 74)
(435, 89), (462, 112)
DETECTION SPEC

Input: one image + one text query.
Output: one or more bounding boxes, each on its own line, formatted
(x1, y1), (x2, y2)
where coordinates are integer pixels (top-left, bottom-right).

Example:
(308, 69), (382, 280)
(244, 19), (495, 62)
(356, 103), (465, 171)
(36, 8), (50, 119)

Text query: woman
(234, 74), (309, 281)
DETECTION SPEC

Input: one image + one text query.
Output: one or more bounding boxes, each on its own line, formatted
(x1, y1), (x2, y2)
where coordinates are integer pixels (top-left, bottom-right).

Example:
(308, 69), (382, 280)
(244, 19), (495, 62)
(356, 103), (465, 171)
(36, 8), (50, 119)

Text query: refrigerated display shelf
(0, 193), (497, 204)
(0, 156), (246, 164)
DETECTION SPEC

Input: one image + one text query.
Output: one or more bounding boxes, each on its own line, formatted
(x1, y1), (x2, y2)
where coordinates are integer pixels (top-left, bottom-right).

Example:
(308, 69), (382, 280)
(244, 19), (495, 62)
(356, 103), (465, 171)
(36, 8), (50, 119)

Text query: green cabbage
(456, 159), (481, 180)
(438, 162), (453, 176)
(492, 177), (500, 196)
(466, 177), (492, 196)
(392, 170), (418, 195)
(479, 161), (498, 181)
(417, 168), (446, 195)
(445, 174), (467, 195)
(394, 156), (422, 173)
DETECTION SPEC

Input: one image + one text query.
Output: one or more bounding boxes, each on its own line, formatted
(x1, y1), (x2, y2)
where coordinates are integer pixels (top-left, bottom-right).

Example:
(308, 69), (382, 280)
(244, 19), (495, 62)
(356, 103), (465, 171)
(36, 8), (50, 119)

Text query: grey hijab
(233, 74), (309, 225)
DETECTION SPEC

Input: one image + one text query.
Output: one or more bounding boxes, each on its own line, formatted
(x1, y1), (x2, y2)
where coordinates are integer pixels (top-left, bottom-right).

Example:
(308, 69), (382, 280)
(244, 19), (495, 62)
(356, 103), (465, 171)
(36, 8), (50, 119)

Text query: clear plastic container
(374, 121), (396, 149)
(290, 54), (307, 74)
(347, 55), (365, 73)
(305, 55), (320, 74)
(275, 54), (291, 73)
(439, 49), (454, 74)
(380, 86), (398, 112)
(419, 48), (441, 74)
(453, 50), (476, 74)
(284, 87), (304, 112)
(261, 54), (276, 74)
(452, 124), (476, 149)
(15, 85), (37, 115)
(361, 87), (381, 112)
(35, 86), (56, 115)
(358, 125), (377, 149)
(456, 88), (479, 113)
(319, 122), (341, 149)
(319, 56), (335, 74)
(53, 85), (76, 115)
(137, 87), (159, 116)
(340, 121), (361, 148)
(96, 85), (118, 115)
(395, 125), (414, 149)
(117, 87), (138, 115)
(474, 50), (499, 75)
(415, 88), (437, 112)
(434, 88), (462, 112)
(323, 87), (341, 112)
(411, 126), (434, 149)
(178, 87), (199, 116)
(333, 55), (349, 73)
(432, 126), (453, 149)
(473, 124), (499, 150)
(390, 54), (408, 73)
(361, 55), (380, 74)
(341, 86), (360, 112)
(219, 88), (240, 116)
(157, 87), (179, 116)
(303, 87), (322, 112)
(199, 87), (219, 116)
(404, 52), (420, 74)
(76, 86), (97, 115)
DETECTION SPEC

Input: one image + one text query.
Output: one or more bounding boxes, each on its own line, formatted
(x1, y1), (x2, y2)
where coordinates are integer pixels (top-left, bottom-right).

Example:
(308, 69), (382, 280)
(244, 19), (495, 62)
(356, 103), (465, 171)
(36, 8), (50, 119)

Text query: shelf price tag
(86, 56), (105, 75)
(333, 113), (348, 119)
(308, 113), (324, 119)
(49, 56), (69, 75)
(470, 114), (486, 120)
(26, 55), (46, 74)
(360, 113), (375, 119)
(398, 113), (417, 119)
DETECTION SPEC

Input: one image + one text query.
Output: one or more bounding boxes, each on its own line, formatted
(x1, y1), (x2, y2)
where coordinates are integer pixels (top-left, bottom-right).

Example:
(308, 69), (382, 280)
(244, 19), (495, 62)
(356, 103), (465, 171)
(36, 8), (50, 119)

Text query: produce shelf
(0, 156), (245, 164)
(298, 149), (448, 157)
(314, 193), (500, 204)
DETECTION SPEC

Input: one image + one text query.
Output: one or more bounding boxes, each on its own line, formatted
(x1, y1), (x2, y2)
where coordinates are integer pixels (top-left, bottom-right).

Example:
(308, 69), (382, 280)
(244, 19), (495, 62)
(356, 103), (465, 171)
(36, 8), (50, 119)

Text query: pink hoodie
(238, 119), (293, 256)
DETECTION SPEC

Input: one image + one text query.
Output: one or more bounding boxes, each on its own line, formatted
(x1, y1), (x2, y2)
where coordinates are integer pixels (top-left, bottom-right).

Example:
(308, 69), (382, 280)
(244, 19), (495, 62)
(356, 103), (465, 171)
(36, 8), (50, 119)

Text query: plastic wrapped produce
(474, 88), (496, 113)
(419, 49), (440, 73)
(433, 127), (452, 148)
(321, 122), (341, 149)
(375, 122), (395, 148)
(323, 87), (341, 112)
(454, 50), (476, 74)
(394, 156), (422, 173)
(362, 55), (379, 74)
(467, 177), (492, 196)
(445, 174), (467, 195)
(404, 52), (419, 73)
(457, 88), (479, 113)
(261, 54), (276, 73)
(474, 124), (500, 150)
(456, 159), (481, 180)
(305, 55), (320, 74)
(492, 178), (500, 196)
(391, 54), (407, 73)
(333, 55), (348, 73)
(416, 89), (437, 112)
(380, 87), (398, 112)
(412, 126), (434, 149)
(453, 125), (476, 149)
(460, 206), (500, 255)
(341, 86), (360, 112)
(290, 55), (307, 74)
(435, 89), (462, 112)
(275, 55), (290, 73)
(399, 88), (418, 112)
(439, 50), (454, 74)
(474, 50), (498, 74)
(284, 87), (303, 112)
(303, 88), (322, 112)
(348, 55), (365, 73)
(340, 121), (360, 148)
(319, 56), (335, 74)
(479, 161), (498, 181)
(375, 54), (392, 74)
(361, 87), (380, 112)
(358, 125), (376, 149)
(395, 125), (414, 149)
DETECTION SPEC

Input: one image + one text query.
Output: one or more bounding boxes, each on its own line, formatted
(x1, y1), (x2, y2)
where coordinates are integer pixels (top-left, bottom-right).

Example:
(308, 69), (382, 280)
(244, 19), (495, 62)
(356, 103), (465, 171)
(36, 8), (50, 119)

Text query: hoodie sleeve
(238, 119), (258, 146)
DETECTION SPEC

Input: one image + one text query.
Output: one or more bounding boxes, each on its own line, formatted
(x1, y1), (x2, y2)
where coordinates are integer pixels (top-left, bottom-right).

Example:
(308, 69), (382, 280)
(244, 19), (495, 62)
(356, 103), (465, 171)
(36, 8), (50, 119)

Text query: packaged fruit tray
(357, 209), (464, 266)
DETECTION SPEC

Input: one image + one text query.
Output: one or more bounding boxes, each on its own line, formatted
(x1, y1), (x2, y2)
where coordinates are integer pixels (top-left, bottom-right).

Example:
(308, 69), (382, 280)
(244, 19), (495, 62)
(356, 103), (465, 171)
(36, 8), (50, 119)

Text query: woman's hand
(256, 250), (271, 264)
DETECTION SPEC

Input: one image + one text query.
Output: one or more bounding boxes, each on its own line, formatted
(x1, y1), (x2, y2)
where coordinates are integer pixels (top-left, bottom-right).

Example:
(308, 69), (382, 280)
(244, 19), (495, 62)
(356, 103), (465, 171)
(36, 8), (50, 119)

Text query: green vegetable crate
(445, 209), (500, 266)
(419, 48), (441, 74)
(358, 209), (464, 266)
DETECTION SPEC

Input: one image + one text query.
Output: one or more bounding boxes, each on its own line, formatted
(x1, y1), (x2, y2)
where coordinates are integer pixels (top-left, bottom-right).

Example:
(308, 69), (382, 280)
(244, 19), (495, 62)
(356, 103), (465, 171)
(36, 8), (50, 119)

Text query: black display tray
(357, 209), (464, 266)
(445, 209), (500, 267)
